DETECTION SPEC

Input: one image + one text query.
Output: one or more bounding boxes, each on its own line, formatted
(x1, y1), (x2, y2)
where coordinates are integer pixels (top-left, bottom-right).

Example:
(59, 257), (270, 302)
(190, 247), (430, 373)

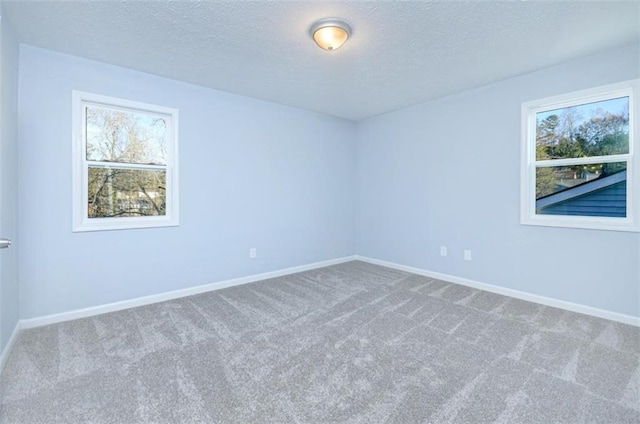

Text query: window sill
(521, 215), (639, 232)
(72, 217), (179, 232)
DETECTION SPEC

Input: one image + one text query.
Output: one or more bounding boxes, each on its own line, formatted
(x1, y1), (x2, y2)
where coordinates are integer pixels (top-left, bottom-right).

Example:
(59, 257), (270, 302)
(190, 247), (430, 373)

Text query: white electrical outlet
(440, 246), (448, 257)
(464, 250), (472, 261)
(249, 248), (257, 259)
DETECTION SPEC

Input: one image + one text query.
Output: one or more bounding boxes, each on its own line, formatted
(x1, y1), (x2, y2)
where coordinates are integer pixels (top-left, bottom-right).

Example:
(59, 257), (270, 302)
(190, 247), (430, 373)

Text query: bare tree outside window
(85, 107), (168, 218)
(88, 168), (166, 218)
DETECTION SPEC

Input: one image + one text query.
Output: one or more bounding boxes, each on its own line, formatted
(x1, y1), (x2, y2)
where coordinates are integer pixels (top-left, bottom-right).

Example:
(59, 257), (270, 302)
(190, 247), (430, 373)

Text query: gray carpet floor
(1, 261), (638, 423)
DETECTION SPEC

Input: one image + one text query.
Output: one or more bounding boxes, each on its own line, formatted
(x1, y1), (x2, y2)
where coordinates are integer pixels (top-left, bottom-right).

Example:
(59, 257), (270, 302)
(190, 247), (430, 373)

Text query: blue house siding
(537, 180), (626, 217)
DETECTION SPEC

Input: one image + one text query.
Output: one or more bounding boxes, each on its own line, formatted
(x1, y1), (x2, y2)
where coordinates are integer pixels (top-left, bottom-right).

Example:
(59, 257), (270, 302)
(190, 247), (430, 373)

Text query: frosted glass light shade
(310, 19), (351, 51)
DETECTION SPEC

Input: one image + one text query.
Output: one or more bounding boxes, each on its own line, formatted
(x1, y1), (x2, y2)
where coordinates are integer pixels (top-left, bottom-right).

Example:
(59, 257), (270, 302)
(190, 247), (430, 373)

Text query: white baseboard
(0, 321), (21, 373)
(21, 255), (358, 330)
(14, 252), (640, 334)
(355, 255), (640, 327)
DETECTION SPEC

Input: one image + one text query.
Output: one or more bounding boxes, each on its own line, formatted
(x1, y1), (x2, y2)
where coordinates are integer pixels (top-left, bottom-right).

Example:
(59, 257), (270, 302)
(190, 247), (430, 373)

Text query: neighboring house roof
(536, 170), (627, 217)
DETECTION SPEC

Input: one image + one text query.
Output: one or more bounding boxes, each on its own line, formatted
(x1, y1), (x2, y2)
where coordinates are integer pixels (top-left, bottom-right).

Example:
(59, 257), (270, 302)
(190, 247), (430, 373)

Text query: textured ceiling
(4, 1), (639, 120)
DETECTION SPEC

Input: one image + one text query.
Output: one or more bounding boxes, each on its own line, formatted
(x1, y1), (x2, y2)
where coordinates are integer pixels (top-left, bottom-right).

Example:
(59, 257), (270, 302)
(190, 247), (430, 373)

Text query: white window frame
(521, 79), (639, 232)
(72, 91), (179, 232)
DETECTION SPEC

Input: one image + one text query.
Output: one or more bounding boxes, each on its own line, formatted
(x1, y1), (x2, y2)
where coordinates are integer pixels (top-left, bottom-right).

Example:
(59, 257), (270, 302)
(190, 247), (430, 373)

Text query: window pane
(86, 106), (168, 165)
(88, 167), (166, 218)
(536, 162), (626, 217)
(536, 97), (629, 161)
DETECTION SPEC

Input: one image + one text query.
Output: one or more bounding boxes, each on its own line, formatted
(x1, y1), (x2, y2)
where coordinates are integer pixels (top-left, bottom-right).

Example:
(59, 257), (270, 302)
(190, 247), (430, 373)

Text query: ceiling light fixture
(310, 18), (352, 51)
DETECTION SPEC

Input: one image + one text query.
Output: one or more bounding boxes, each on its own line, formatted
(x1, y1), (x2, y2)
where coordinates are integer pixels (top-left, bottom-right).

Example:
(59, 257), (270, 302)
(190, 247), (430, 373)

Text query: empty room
(0, 1), (638, 423)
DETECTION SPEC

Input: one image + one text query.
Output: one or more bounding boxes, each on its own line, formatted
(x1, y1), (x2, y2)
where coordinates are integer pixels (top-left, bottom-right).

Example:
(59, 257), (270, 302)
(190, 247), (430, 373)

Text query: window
(521, 80), (639, 232)
(72, 91), (179, 232)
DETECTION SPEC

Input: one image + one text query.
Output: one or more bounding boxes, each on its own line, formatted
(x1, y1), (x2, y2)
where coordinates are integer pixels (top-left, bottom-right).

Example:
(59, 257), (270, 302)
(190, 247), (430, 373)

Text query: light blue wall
(18, 46), (356, 319)
(356, 44), (640, 318)
(15, 42), (640, 321)
(0, 8), (20, 350)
